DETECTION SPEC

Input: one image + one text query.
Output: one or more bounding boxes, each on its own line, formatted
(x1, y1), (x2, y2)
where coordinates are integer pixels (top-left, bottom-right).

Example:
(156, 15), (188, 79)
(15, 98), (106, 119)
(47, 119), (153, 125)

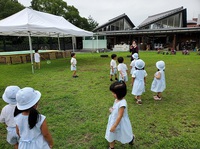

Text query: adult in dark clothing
(130, 40), (138, 61)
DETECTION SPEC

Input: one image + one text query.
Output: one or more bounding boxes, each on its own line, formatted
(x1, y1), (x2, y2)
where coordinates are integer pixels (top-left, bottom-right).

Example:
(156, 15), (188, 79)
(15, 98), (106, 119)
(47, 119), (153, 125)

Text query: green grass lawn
(0, 51), (200, 149)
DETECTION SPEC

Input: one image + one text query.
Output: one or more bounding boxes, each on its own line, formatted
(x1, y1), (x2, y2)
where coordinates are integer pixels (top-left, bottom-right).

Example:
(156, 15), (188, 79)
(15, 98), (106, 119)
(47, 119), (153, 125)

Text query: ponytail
(28, 107), (40, 129)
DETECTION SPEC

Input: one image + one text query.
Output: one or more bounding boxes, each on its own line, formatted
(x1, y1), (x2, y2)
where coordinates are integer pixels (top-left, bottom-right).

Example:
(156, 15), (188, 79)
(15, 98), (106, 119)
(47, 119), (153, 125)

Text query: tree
(31, 0), (98, 31)
(0, 0), (24, 51)
(87, 15), (99, 31)
(0, 0), (24, 20)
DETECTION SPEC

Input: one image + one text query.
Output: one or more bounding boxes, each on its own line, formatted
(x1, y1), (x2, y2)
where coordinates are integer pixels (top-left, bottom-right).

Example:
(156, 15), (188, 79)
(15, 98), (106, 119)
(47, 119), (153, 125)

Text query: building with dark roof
(138, 7), (187, 29)
(93, 13), (135, 32)
(93, 6), (200, 51)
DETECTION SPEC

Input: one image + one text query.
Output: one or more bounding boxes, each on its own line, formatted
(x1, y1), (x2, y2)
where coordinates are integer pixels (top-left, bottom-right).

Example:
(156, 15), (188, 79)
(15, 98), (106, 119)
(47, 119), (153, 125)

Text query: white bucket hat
(2, 86), (20, 105)
(132, 53), (138, 60)
(135, 59), (145, 69)
(16, 87), (41, 110)
(156, 60), (165, 70)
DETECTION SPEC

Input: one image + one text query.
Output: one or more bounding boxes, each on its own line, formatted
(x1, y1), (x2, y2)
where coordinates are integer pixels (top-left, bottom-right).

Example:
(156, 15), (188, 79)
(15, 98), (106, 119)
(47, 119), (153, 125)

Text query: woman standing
(130, 40), (138, 61)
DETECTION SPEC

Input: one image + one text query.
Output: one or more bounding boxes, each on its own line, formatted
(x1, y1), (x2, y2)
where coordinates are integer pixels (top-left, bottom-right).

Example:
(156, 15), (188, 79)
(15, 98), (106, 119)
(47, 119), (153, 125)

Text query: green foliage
(0, 0), (24, 20)
(0, 51), (199, 148)
(31, 0), (98, 31)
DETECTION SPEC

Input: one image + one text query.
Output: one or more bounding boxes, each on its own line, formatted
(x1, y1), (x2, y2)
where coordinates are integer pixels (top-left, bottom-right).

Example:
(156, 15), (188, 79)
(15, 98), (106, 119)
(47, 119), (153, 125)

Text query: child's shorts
(119, 75), (128, 82)
(6, 127), (19, 145)
(110, 68), (117, 75)
(71, 65), (77, 71)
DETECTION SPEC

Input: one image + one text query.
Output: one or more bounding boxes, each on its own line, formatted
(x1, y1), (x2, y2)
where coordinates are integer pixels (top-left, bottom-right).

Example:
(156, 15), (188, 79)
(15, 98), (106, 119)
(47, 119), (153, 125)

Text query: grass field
(0, 51), (200, 149)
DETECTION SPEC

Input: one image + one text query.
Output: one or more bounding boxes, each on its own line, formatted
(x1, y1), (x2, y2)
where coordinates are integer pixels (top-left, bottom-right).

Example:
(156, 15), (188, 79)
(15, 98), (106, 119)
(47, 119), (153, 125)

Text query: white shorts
(6, 127), (19, 145)
(110, 68), (117, 75)
(119, 75), (128, 82)
(71, 65), (77, 71)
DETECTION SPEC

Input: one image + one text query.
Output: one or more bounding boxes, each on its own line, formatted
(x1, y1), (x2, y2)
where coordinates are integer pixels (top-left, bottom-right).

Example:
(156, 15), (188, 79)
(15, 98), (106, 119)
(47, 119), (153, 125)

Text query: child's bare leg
(110, 75), (113, 79)
(114, 74), (118, 80)
(38, 62), (40, 69)
(136, 95), (142, 104)
(73, 70), (76, 76)
(14, 143), (18, 149)
(157, 92), (162, 98)
(109, 141), (115, 149)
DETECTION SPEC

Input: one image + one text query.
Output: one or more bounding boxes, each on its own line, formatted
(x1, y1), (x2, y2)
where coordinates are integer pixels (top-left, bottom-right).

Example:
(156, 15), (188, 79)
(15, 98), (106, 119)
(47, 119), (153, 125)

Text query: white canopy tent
(0, 8), (93, 73)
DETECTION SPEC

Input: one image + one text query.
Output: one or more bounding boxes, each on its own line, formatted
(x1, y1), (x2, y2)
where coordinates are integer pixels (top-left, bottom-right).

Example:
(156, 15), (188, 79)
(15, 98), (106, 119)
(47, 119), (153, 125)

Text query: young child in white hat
(151, 60), (166, 100)
(130, 53), (139, 75)
(14, 87), (53, 149)
(0, 85), (20, 149)
(131, 59), (147, 105)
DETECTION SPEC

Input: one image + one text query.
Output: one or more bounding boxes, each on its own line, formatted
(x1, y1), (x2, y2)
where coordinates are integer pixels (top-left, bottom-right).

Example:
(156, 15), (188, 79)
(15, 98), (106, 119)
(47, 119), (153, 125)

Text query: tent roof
(0, 8), (93, 37)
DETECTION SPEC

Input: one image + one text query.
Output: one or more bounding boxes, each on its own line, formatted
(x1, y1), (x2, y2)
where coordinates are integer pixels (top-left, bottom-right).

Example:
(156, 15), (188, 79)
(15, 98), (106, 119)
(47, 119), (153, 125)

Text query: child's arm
(41, 119), (54, 148)
(144, 77), (146, 85)
(119, 71), (123, 79)
(16, 125), (20, 137)
(110, 107), (125, 132)
(132, 77), (135, 86)
(155, 72), (161, 79)
(111, 66), (114, 73)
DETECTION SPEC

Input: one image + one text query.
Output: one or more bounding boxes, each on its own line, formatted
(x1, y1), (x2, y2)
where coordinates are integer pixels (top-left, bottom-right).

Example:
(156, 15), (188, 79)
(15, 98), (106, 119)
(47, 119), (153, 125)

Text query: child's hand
(110, 125), (116, 132)
(109, 107), (113, 113)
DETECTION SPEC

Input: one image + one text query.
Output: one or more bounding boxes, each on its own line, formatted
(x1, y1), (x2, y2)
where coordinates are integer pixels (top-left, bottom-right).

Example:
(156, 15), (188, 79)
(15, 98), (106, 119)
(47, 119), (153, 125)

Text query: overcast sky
(18, 0), (200, 27)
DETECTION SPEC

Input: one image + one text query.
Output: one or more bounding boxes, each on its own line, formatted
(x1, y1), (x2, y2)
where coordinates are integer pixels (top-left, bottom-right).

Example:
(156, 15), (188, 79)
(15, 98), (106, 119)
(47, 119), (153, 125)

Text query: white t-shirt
(0, 104), (16, 127)
(71, 57), (77, 66)
(118, 63), (128, 76)
(110, 59), (117, 69)
(34, 53), (40, 63)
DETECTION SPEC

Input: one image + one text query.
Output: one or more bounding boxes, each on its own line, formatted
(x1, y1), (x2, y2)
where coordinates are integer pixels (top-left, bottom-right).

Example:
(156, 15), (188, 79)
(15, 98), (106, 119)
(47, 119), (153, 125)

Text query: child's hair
(117, 57), (124, 63)
(35, 49), (39, 53)
(71, 52), (75, 57)
(110, 81), (127, 100)
(111, 54), (117, 59)
(14, 106), (41, 129)
(158, 69), (165, 71)
(136, 67), (145, 70)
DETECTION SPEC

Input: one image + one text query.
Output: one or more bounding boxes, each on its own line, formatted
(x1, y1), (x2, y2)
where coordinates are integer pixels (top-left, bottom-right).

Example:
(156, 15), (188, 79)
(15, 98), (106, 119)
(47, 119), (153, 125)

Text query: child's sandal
(136, 99), (142, 105)
(129, 135), (135, 145)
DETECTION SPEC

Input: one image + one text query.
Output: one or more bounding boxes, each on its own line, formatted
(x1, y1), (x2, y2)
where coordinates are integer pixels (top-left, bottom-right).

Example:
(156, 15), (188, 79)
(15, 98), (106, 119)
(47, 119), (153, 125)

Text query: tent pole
(57, 34), (61, 51)
(72, 36), (75, 52)
(28, 32), (34, 74)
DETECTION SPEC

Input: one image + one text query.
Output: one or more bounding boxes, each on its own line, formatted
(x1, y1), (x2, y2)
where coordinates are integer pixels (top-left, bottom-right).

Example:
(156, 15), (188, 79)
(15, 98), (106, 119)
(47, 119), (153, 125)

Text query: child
(70, 52), (78, 78)
(131, 59), (147, 105)
(110, 54), (118, 81)
(151, 60), (166, 100)
(0, 86), (20, 149)
(14, 87), (53, 149)
(117, 57), (128, 83)
(34, 49), (41, 69)
(105, 81), (134, 149)
(130, 53), (138, 75)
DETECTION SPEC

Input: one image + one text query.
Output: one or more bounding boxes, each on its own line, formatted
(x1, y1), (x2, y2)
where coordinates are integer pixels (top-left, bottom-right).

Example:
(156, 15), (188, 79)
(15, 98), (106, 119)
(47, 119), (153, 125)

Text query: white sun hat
(156, 60), (165, 70)
(16, 87), (41, 110)
(135, 59), (145, 69)
(2, 86), (20, 105)
(132, 53), (139, 60)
